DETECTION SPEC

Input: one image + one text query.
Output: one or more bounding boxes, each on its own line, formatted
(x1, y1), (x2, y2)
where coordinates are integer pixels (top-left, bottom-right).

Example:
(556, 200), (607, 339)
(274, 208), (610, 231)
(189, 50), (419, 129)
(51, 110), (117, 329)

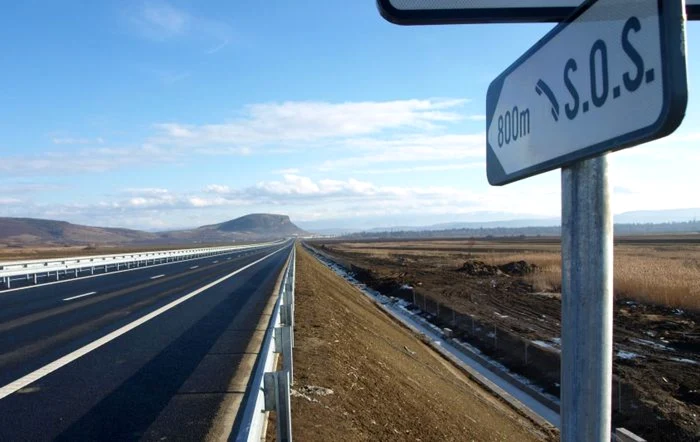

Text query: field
(312, 236), (700, 441)
(325, 236), (700, 310)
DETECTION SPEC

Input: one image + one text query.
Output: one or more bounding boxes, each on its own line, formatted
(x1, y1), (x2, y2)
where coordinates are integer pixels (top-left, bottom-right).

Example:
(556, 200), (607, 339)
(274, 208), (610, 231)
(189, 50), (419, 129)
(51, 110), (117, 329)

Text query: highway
(0, 241), (293, 441)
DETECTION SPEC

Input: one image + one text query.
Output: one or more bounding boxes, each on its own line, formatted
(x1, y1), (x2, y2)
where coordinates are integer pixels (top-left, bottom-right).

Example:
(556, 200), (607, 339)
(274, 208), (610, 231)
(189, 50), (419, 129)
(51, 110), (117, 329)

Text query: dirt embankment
(316, 242), (700, 441)
(286, 245), (555, 441)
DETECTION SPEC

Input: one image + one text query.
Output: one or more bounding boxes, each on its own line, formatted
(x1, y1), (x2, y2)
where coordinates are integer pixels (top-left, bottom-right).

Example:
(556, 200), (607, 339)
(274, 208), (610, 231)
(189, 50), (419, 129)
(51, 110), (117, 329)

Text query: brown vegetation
(312, 237), (700, 440)
(325, 237), (700, 311)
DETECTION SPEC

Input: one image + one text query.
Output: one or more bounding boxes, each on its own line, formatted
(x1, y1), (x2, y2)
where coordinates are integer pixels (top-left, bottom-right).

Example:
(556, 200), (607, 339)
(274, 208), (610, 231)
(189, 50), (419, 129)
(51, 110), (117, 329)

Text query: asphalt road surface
(0, 241), (292, 441)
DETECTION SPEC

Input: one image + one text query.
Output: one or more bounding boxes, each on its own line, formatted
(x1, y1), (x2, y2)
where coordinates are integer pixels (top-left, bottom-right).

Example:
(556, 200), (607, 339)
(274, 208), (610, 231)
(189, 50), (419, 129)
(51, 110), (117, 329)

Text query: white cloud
(666, 131), (700, 143)
(319, 133), (484, 170)
(353, 162), (483, 175)
(3, 99), (478, 177)
(273, 168), (301, 175)
(0, 144), (181, 176)
(1, 173), (552, 229)
(132, 1), (190, 40)
(205, 184), (231, 194)
(162, 71), (191, 85)
(151, 99), (469, 148)
(205, 39), (230, 54)
(122, 188), (170, 196)
(52, 137), (105, 145)
(128, 1), (233, 54)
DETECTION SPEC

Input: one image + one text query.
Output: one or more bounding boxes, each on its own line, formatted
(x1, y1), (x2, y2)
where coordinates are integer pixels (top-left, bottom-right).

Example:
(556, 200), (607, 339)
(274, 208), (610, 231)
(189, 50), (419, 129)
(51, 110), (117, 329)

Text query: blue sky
(0, 0), (699, 231)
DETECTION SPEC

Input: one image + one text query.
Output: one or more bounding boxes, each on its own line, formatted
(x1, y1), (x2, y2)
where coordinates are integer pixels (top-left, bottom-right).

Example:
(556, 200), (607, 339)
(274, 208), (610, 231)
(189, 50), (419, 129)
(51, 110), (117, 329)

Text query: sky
(0, 0), (699, 231)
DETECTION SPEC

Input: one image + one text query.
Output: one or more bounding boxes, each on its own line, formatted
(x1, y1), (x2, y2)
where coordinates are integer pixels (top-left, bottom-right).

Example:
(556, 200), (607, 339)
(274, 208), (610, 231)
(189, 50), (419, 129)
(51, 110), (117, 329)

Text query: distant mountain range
(345, 214), (700, 240)
(306, 208), (700, 236)
(0, 214), (308, 247)
(613, 208), (700, 224)
(363, 218), (560, 233)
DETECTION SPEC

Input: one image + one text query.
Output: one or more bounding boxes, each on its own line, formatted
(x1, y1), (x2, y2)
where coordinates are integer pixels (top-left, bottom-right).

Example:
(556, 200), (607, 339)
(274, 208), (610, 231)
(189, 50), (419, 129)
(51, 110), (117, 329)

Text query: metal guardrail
(235, 245), (295, 442)
(0, 240), (284, 289)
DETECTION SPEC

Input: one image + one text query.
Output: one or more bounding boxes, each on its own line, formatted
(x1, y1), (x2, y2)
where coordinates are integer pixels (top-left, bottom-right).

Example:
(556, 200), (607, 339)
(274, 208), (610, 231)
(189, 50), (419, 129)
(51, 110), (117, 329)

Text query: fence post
(494, 325), (498, 350)
(525, 342), (529, 366)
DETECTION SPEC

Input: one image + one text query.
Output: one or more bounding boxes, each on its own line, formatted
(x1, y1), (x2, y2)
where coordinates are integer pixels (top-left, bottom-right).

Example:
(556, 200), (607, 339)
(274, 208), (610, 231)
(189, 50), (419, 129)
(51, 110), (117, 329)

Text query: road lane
(0, 242), (291, 440)
(0, 244), (280, 323)
(0, 243), (287, 386)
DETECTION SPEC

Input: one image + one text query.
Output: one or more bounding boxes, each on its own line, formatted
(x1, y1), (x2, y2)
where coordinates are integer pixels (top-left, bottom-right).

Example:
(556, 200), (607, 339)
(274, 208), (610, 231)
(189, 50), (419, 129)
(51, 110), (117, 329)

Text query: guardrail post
(280, 304), (293, 327)
(263, 371), (293, 442)
(274, 326), (294, 383)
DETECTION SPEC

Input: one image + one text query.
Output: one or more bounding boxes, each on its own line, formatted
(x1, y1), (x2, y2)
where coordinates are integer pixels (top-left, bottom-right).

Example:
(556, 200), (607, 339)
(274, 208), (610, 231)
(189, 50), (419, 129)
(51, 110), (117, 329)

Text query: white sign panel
(486, 0), (687, 185)
(377, 0), (700, 24)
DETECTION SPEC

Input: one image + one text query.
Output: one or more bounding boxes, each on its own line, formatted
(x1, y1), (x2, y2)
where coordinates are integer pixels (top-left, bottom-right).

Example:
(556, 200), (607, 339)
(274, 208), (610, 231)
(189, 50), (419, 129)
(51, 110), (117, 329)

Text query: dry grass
(477, 249), (700, 310)
(325, 238), (700, 311)
(493, 251), (700, 311)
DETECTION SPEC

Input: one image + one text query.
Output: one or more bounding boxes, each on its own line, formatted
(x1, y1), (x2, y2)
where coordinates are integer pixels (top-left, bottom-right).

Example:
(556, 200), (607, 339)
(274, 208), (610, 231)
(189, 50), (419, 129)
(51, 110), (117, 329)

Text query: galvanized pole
(561, 155), (613, 441)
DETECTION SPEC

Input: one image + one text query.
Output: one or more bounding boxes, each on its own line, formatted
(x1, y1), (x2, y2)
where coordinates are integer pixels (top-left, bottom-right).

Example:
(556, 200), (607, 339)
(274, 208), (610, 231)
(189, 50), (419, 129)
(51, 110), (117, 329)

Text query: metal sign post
(561, 155), (613, 440)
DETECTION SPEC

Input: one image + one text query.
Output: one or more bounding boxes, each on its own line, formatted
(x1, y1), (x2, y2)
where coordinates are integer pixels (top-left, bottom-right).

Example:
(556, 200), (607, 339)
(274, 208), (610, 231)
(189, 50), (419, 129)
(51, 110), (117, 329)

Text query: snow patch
(669, 357), (698, 365)
(630, 338), (672, 351)
(532, 340), (559, 351)
(617, 350), (640, 360)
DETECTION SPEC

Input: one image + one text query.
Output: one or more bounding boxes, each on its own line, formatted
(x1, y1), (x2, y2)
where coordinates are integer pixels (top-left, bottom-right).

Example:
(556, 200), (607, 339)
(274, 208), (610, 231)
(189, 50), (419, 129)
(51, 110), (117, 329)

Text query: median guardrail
(235, 245), (296, 442)
(0, 240), (284, 289)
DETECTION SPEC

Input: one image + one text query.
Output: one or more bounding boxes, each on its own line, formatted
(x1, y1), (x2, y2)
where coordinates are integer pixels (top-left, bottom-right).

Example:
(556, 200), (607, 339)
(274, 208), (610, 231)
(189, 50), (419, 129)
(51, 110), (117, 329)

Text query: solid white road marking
(150, 274), (165, 280)
(0, 246), (287, 400)
(212, 260), (219, 263)
(62, 292), (98, 302)
(189, 266), (199, 269)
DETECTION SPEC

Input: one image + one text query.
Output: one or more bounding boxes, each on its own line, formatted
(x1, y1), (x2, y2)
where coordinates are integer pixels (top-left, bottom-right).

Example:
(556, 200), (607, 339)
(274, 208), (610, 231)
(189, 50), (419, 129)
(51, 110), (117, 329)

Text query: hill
(0, 214), (308, 247)
(168, 214), (308, 242)
(0, 217), (159, 246)
(201, 213), (307, 236)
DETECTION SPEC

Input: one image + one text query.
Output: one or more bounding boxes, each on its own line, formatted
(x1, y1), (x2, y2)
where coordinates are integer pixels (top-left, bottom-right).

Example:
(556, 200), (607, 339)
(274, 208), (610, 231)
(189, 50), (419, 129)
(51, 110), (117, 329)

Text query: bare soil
(286, 245), (556, 442)
(315, 239), (700, 441)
